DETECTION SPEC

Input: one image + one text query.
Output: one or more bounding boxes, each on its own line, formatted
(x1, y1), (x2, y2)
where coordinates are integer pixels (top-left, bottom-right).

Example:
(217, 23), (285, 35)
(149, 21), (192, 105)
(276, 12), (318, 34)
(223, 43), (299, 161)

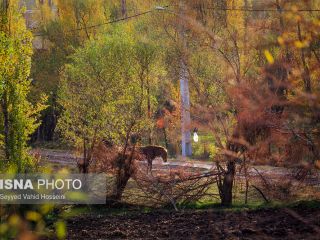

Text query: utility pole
(179, 2), (192, 157)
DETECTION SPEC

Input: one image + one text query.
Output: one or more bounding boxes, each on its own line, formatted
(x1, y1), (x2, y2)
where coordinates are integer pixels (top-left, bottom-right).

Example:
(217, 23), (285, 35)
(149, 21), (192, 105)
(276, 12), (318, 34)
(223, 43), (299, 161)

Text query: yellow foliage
(0, 223), (8, 235)
(26, 211), (42, 222)
(264, 50), (275, 64)
(294, 40), (309, 49)
(8, 215), (21, 226)
(55, 220), (67, 240)
(277, 36), (285, 45)
(226, 0), (246, 32)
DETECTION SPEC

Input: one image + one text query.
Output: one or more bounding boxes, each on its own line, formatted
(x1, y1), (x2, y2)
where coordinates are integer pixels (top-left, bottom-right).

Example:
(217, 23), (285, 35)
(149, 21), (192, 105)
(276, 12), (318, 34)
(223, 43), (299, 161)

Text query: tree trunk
(78, 137), (89, 173)
(78, 157), (90, 174)
(221, 160), (236, 206)
(2, 91), (10, 161)
(276, 0), (291, 63)
(121, 0), (127, 18)
(297, 22), (312, 92)
(112, 146), (135, 200)
(163, 127), (169, 149)
(147, 79), (152, 145)
(110, 133), (136, 201)
(113, 166), (131, 200)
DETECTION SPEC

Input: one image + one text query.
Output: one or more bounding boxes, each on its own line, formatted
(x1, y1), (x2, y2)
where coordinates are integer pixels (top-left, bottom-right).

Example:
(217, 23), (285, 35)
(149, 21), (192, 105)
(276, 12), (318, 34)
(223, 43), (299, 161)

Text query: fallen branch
(252, 185), (269, 203)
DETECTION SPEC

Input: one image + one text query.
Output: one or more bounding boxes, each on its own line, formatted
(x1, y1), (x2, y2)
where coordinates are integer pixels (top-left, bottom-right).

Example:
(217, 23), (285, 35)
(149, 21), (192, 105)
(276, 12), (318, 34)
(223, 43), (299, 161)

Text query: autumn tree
(194, 0), (320, 205)
(30, 0), (112, 142)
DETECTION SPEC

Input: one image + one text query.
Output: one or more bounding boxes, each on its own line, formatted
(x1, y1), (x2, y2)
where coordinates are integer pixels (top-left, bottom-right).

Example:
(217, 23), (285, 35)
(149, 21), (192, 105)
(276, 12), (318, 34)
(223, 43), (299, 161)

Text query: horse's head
(162, 149), (168, 162)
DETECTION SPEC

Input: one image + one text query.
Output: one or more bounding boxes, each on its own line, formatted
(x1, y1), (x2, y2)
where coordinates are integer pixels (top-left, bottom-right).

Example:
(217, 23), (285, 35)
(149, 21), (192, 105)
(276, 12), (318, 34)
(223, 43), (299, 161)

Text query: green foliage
(189, 50), (225, 106)
(0, 203), (66, 239)
(191, 133), (219, 159)
(57, 27), (155, 151)
(0, 0), (47, 171)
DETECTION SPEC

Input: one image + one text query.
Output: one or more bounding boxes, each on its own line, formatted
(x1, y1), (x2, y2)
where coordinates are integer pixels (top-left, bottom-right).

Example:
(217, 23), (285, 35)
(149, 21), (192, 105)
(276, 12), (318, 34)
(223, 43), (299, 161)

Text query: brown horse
(138, 146), (168, 173)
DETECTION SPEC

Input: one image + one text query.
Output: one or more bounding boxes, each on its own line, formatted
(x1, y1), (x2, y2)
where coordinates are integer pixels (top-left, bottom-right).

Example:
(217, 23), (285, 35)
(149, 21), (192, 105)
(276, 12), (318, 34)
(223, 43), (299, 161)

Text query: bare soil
(66, 205), (320, 240)
(37, 149), (320, 239)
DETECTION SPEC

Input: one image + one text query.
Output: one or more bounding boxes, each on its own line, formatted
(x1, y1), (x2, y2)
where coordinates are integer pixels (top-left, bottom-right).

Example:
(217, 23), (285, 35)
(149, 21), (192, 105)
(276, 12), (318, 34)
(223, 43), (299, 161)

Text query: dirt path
(35, 148), (320, 188)
(36, 148), (296, 177)
(66, 206), (320, 239)
(35, 148), (78, 167)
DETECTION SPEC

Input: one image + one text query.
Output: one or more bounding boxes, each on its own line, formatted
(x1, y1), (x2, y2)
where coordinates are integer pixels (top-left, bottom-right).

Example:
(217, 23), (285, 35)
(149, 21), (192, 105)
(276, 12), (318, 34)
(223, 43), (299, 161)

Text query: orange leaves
(156, 117), (165, 129)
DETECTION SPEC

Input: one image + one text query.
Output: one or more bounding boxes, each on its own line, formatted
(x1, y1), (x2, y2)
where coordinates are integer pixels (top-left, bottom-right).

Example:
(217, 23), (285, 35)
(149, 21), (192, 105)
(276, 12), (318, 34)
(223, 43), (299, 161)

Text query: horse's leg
(146, 158), (151, 174)
(147, 159), (153, 174)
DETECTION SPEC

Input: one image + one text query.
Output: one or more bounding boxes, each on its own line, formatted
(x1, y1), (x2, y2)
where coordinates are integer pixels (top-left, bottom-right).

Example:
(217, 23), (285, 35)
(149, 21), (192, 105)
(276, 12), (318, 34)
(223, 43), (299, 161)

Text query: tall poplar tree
(0, 0), (46, 171)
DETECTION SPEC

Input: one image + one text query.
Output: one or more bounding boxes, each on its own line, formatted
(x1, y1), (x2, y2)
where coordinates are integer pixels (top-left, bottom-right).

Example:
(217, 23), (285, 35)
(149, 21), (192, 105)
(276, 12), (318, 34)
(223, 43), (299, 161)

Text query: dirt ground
(66, 205), (320, 240)
(38, 149), (320, 239)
